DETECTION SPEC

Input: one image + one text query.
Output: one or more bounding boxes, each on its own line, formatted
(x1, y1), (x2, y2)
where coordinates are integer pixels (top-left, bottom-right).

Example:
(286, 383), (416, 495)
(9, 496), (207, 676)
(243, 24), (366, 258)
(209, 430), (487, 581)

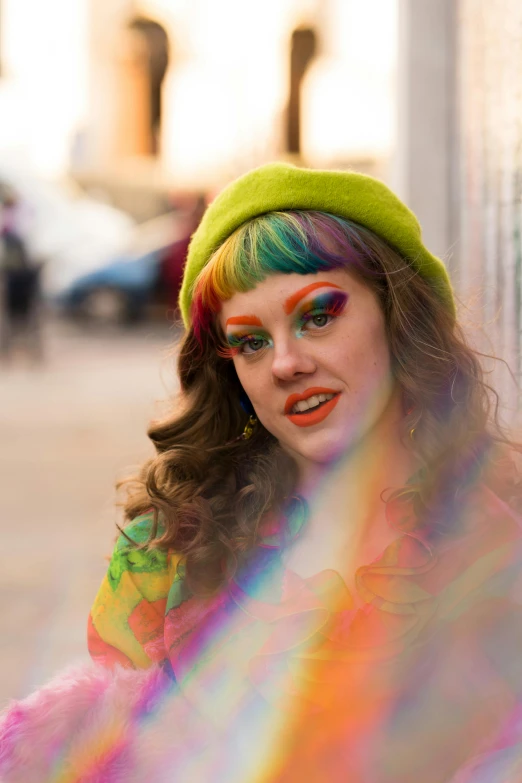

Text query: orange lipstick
(284, 387), (340, 428)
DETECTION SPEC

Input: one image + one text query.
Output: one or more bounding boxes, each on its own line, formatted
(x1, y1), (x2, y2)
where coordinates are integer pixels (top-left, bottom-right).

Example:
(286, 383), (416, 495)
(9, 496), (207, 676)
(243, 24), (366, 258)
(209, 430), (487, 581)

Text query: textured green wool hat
(179, 162), (455, 326)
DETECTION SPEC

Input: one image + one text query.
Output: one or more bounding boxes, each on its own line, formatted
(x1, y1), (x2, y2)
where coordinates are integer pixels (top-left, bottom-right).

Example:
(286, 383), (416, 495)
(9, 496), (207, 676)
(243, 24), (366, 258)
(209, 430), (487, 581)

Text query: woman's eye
(242, 337), (268, 354)
(306, 313), (332, 329)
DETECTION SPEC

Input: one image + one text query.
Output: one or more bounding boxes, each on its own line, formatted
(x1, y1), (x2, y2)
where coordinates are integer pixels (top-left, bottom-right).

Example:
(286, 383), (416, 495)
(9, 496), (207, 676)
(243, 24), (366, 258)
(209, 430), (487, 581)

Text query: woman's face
(218, 269), (400, 468)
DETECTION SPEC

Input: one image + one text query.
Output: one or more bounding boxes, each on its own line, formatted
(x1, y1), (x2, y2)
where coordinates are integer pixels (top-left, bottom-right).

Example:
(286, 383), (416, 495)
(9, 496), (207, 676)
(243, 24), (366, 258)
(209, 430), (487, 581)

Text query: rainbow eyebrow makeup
(293, 289), (348, 332)
(283, 281), (343, 314)
(225, 315), (263, 328)
(220, 287), (348, 359)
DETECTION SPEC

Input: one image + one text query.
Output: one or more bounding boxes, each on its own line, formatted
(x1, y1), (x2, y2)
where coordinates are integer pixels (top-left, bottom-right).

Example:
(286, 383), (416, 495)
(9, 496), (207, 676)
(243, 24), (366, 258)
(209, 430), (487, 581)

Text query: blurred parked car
(58, 212), (187, 323)
(0, 161), (135, 298)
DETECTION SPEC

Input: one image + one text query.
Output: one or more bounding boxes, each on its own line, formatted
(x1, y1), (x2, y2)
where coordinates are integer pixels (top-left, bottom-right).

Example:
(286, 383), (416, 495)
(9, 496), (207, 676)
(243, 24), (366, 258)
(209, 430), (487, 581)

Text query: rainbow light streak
(1, 435), (522, 780)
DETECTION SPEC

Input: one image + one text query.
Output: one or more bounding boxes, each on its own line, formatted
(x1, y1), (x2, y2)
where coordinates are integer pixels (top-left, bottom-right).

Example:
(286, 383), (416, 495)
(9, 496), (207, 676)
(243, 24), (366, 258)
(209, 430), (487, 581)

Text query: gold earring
(409, 426), (416, 440)
(242, 415), (257, 440)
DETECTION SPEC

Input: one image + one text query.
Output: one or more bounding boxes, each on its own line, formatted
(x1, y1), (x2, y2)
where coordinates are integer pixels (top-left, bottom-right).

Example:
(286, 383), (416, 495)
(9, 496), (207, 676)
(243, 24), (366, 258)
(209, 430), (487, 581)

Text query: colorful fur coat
(0, 662), (232, 783)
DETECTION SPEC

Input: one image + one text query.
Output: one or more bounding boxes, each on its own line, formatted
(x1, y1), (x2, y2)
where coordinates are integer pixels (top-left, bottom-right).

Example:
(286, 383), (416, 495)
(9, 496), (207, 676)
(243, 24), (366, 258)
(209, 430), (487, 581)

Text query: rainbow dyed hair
(191, 211), (382, 340)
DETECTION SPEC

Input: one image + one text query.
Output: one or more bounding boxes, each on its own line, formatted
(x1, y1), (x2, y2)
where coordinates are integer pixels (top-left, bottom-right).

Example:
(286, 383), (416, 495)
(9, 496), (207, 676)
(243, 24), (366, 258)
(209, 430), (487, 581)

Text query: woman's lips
(284, 387), (340, 428)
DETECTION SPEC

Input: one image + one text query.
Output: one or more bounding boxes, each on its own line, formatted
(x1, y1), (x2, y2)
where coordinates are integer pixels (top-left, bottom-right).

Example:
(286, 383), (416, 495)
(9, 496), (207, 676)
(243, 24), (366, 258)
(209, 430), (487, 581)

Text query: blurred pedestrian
(0, 186), (43, 361)
(2, 164), (522, 782)
(158, 193), (207, 313)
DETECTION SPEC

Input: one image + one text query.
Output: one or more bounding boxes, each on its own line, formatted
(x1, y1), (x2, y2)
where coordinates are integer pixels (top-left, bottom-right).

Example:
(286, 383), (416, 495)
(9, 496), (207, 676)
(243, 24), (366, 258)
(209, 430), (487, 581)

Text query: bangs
(190, 211), (371, 335)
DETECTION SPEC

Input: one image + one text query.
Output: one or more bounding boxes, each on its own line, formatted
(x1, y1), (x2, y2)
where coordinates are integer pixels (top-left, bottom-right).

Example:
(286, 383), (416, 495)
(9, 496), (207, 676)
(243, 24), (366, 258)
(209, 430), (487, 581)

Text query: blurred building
(83, 0), (397, 195)
(0, 0), (89, 177)
(0, 0), (397, 191)
(398, 0), (522, 417)
(458, 0), (522, 414)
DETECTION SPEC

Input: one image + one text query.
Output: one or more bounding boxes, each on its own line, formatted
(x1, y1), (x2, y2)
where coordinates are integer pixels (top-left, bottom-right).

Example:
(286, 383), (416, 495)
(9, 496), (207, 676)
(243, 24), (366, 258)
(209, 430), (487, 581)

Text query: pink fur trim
(0, 663), (166, 782)
(0, 662), (228, 783)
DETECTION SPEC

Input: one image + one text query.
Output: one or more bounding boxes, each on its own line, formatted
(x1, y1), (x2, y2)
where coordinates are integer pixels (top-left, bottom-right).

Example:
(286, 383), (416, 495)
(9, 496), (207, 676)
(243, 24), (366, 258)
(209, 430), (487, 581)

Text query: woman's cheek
(238, 384), (269, 426)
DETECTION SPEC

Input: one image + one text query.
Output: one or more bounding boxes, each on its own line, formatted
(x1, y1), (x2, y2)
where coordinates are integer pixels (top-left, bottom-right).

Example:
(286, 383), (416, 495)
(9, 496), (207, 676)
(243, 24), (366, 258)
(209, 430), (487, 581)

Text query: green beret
(179, 162), (455, 326)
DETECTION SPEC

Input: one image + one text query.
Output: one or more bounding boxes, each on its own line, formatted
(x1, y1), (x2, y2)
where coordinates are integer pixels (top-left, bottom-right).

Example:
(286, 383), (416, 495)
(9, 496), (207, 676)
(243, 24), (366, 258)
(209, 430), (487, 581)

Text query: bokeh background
(0, 0), (521, 707)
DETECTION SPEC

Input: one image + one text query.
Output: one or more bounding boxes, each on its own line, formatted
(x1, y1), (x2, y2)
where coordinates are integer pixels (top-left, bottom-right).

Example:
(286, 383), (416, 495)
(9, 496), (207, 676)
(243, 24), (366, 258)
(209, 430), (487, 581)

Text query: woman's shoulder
(116, 510), (158, 549)
(112, 511), (184, 579)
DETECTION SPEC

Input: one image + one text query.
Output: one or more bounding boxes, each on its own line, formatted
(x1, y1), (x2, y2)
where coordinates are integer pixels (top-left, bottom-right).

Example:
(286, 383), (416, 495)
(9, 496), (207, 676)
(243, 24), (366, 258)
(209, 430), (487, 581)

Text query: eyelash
(221, 295), (347, 358)
(219, 333), (272, 359)
(297, 300), (346, 331)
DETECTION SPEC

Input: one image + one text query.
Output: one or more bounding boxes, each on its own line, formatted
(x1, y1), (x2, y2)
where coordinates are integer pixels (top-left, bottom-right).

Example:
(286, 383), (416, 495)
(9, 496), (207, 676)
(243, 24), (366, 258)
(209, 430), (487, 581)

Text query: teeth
(291, 392), (335, 414)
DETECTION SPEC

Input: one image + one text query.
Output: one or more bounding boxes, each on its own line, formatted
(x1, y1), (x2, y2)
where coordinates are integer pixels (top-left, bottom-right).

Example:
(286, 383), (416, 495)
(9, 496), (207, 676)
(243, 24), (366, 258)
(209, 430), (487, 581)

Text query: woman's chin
(280, 431), (357, 471)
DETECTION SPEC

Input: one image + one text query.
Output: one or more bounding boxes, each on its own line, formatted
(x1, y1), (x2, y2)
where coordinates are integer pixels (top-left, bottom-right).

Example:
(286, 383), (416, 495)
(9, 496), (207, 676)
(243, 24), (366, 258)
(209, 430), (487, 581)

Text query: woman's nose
(271, 339), (316, 382)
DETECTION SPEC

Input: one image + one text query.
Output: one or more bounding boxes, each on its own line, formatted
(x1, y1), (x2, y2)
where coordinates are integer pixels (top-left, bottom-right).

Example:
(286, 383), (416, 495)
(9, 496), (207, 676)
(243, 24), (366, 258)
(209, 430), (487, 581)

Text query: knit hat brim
(179, 162), (455, 326)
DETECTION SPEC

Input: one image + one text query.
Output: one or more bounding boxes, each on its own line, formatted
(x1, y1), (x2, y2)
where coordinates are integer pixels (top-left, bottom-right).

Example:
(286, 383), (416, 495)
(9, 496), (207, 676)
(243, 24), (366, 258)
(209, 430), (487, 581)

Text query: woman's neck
(285, 400), (417, 584)
(299, 394), (415, 495)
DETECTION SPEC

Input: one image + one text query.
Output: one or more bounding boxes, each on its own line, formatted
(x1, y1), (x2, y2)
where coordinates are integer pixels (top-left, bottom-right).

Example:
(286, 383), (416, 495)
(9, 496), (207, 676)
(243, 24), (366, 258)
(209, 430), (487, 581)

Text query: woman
(2, 163), (522, 782)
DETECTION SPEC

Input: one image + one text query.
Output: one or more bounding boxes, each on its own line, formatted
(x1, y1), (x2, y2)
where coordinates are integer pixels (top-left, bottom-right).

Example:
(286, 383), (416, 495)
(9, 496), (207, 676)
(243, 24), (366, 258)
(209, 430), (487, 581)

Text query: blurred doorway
(117, 17), (170, 158)
(286, 27), (318, 156)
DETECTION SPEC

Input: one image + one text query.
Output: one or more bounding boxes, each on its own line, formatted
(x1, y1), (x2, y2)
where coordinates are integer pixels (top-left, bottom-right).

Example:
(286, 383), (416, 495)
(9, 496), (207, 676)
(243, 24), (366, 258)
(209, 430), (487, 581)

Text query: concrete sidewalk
(0, 319), (178, 708)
